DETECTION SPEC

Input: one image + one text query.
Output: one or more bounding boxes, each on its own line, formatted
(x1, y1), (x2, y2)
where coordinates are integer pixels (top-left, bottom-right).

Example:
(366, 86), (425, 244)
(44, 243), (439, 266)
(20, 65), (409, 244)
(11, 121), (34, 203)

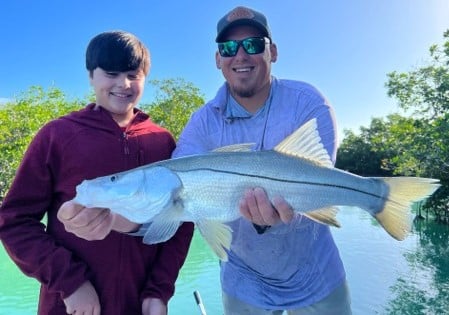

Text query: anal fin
(303, 207), (341, 227)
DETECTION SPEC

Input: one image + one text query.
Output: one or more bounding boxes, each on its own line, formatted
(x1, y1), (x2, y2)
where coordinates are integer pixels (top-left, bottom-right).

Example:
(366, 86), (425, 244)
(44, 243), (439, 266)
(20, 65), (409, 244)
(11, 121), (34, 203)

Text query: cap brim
(216, 20), (270, 42)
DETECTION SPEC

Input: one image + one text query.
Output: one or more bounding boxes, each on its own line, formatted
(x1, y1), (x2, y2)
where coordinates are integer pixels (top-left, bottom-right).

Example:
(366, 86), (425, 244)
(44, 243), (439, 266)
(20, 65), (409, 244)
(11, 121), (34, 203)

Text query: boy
(0, 30), (193, 315)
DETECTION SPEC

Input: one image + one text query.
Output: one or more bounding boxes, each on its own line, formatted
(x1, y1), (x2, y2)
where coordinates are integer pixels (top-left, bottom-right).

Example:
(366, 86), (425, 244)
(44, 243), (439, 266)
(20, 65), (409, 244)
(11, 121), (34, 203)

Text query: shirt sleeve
(172, 110), (210, 158)
(140, 222), (194, 304)
(0, 126), (90, 298)
(312, 106), (337, 164)
(295, 86), (338, 164)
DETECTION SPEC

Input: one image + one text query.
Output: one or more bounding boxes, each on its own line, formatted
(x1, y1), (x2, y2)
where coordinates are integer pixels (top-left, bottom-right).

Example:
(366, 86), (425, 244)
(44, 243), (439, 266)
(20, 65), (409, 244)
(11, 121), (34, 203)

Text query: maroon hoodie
(0, 104), (194, 315)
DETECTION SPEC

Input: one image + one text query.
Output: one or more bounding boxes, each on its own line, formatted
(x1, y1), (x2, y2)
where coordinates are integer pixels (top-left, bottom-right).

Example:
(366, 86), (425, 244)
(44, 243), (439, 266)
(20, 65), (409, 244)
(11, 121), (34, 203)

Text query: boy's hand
(142, 297), (167, 315)
(63, 281), (100, 315)
(57, 201), (114, 240)
(239, 187), (294, 226)
(58, 201), (140, 240)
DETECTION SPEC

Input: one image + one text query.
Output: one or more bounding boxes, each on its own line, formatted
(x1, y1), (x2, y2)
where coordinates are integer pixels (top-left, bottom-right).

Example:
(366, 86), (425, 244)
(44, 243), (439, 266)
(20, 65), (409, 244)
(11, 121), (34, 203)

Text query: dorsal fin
(213, 143), (255, 152)
(274, 118), (333, 168)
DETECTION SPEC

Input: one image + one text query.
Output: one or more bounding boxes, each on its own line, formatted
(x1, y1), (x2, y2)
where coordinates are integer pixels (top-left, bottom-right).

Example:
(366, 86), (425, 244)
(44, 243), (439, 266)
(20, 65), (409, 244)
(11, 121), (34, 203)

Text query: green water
(1, 209), (448, 314)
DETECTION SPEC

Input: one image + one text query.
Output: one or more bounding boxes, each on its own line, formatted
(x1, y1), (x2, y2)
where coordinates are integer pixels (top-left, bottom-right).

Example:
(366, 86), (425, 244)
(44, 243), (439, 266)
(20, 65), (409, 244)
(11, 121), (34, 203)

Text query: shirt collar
(213, 79), (276, 120)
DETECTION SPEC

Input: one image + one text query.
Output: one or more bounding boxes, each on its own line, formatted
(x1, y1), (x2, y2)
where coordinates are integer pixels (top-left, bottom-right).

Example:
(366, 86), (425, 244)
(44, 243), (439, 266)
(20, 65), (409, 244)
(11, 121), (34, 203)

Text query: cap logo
(226, 7), (255, 22)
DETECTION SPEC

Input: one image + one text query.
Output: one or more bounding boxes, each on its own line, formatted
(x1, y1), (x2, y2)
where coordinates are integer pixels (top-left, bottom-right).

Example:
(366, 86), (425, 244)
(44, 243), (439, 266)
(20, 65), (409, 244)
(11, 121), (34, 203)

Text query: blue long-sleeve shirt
(172, 77), (346, 309)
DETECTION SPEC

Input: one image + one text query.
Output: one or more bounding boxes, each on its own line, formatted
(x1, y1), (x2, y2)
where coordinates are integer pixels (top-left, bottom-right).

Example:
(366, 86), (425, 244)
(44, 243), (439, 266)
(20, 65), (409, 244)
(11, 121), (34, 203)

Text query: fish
(73, 118), (441, 261)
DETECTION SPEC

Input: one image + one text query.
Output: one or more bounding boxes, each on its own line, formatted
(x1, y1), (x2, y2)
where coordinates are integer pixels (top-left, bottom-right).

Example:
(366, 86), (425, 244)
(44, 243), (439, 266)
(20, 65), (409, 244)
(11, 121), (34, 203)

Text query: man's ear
(270, 43), (278, 63)
(215, 51), (222, 69)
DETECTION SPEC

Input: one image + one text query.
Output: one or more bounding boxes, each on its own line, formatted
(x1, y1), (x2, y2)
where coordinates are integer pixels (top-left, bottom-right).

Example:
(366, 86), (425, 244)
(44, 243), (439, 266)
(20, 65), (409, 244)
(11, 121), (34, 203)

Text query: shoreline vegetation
(1, 29), (449, 217)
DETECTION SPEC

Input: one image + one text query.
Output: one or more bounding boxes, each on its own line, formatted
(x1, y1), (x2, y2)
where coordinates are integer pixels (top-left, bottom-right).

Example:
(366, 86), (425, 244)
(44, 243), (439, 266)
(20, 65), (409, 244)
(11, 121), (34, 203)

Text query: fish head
(74, 169), (146, 208)
(73, 166), (183, 223)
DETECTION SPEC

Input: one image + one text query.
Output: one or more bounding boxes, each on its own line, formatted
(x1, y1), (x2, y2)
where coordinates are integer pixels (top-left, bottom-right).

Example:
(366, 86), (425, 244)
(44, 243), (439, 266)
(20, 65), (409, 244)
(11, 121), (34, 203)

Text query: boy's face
(89, 67), (146, 126)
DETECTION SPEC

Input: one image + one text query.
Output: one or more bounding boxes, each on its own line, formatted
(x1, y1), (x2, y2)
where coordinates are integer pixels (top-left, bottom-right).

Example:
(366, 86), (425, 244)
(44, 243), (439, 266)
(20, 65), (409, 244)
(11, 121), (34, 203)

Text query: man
(172, 6), (351, 315)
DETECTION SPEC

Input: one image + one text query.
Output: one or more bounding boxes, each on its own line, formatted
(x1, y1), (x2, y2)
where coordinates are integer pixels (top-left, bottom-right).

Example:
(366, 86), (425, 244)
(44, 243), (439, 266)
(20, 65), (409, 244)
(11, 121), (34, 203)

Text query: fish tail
(374, 177), (440, 240)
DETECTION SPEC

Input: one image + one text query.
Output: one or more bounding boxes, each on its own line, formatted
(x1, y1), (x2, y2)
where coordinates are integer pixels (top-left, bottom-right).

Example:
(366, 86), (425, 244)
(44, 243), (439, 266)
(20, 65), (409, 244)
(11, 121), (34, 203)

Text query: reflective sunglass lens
(218, 37), (268, 57)
(242, 38), (265, 54)
(218, 41), (238, 57)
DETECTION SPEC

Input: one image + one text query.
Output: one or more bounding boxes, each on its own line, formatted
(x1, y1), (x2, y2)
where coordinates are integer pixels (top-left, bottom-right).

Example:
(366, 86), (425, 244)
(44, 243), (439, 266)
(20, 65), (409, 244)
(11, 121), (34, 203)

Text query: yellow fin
(274, 118), (333, 168)
(374, 177), (441, 240)
(196, 219), (232, 261)
(304, 207), (341, 227)
(213, 143), (255, 152)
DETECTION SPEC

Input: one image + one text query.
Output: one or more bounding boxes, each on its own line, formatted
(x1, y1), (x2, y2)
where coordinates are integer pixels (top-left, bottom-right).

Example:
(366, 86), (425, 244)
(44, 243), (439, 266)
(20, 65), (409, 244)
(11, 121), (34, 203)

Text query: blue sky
(1, 0), (448, 137)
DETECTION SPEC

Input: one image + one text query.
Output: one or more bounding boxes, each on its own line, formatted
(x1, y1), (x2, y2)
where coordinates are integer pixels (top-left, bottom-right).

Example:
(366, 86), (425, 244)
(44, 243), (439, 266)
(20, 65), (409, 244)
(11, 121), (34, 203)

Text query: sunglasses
(217, 37), (271, 57)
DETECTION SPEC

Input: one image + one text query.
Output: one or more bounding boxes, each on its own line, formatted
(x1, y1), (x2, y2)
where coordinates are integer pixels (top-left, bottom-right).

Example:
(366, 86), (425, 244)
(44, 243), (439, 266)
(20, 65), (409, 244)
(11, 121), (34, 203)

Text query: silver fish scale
(155, 150), (388, 217)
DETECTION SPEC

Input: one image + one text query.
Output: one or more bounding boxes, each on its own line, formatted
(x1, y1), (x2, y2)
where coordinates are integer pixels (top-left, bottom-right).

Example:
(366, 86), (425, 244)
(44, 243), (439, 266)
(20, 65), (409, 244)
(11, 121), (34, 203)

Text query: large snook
(73, 119), (441, 261)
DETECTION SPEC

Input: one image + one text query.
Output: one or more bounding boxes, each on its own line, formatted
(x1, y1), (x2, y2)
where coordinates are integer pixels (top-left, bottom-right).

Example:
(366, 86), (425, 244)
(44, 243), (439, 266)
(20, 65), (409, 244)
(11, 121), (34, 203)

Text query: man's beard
(231, 84), (255, 98)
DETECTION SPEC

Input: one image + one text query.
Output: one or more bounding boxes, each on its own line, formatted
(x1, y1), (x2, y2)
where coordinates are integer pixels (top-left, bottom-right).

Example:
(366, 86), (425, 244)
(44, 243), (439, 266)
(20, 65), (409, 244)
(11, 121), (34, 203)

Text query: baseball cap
(216, 6), (272, 42)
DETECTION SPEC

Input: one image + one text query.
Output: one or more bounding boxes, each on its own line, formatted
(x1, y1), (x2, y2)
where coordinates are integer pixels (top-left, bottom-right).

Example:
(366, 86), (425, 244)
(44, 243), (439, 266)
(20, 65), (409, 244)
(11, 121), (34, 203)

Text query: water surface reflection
(1, 207), (448, 314)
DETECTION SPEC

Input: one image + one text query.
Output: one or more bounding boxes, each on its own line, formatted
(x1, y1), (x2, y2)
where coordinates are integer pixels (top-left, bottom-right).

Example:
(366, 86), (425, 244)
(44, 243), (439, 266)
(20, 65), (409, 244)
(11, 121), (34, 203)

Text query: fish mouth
(73, 183), (90, 205)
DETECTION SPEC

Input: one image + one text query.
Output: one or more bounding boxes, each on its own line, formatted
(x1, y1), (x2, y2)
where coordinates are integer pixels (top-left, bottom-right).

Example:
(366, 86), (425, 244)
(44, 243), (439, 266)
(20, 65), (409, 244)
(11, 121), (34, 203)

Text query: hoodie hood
(61, 103), (152, 135)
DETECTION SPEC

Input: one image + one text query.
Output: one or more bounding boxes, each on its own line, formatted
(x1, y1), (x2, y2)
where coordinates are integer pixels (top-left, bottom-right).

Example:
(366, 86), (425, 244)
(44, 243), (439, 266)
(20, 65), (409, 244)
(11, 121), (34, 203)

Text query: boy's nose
(117, 75), (131, 88)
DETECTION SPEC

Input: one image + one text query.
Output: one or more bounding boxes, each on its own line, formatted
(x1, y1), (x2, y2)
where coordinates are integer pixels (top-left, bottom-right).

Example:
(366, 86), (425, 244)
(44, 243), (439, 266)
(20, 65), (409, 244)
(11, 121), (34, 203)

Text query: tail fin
(375, 177), (440, 240)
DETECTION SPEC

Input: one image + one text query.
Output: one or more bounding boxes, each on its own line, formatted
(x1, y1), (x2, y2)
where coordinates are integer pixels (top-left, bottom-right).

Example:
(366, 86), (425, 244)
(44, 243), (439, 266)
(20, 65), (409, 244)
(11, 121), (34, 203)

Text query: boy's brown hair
(85, 30), (150, 77)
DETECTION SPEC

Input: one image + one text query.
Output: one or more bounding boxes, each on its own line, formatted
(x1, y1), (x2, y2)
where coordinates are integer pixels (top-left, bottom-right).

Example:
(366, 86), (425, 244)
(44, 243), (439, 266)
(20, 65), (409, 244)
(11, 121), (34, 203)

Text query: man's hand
(63, 281), (100, 315)
(239, 187), (294, 226)
(142, 297), (167, 315)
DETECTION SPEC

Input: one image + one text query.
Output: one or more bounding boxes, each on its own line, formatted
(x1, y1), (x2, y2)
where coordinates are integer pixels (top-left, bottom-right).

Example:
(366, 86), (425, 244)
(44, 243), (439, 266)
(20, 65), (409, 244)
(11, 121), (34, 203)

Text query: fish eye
(110, 175), (118, 182)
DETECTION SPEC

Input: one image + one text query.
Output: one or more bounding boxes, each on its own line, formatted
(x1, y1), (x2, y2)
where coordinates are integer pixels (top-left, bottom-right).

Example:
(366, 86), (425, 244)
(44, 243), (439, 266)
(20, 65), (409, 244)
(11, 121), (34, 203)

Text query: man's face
(89, 67), (146, 126)
(216, 25), (277, 99)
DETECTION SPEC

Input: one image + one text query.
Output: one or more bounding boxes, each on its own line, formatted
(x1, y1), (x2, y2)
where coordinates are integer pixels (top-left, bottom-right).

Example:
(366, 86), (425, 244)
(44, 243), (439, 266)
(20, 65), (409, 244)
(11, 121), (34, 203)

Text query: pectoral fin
(142, 208), (182, 244)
